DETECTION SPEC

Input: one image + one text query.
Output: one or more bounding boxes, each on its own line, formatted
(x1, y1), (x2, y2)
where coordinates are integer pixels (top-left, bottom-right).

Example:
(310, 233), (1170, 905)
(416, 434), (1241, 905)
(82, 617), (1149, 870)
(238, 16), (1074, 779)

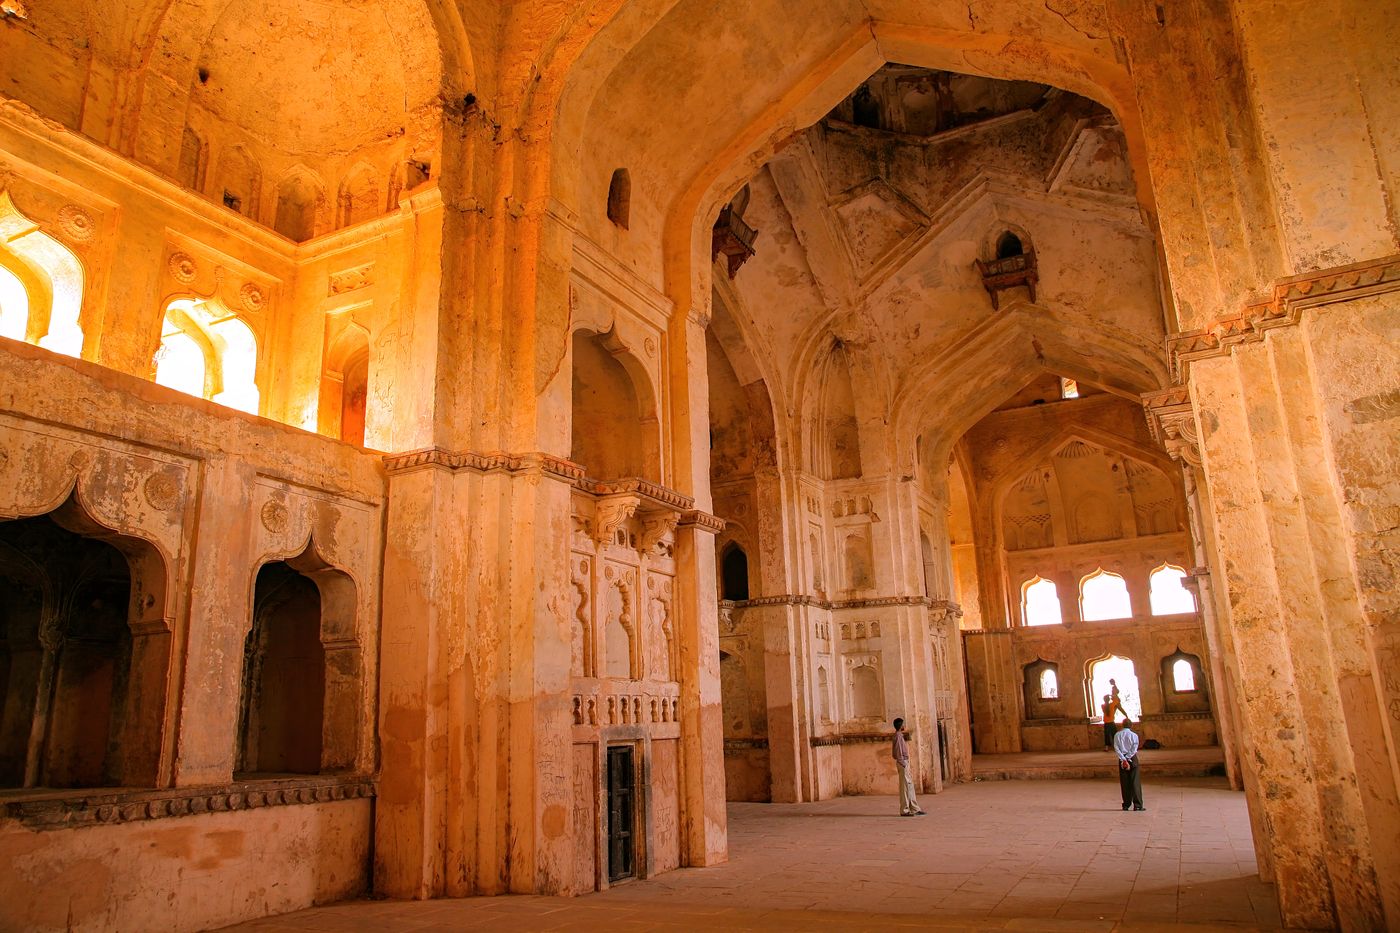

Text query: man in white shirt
(1113, 721), (1145, 811)
(891, 717), (926, 816)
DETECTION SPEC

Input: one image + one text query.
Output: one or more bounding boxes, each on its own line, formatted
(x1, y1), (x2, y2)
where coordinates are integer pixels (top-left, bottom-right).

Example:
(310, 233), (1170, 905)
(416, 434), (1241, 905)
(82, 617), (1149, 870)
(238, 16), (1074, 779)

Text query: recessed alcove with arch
(0, 496), (169, 790)
(319, 320), (372, 445)
(1161, 649), (1210, 714)
(570, 328), (659, 482)
(237, 544), (360, 777)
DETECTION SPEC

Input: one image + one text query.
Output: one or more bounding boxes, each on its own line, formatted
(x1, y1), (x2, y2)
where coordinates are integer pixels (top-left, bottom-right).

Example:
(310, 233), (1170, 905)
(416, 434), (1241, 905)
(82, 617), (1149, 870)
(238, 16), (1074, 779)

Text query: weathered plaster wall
(0, 799), (370, 933)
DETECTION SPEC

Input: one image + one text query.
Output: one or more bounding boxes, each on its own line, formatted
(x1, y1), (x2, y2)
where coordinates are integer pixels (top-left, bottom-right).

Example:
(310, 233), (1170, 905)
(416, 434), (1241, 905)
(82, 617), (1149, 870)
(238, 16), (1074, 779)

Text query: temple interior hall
(0, 1), (1397, 931)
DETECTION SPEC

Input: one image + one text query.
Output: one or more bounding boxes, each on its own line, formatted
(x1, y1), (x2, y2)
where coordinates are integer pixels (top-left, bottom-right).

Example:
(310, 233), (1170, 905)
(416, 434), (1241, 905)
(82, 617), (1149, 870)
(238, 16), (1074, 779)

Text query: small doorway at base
(606, 745), (636, 882)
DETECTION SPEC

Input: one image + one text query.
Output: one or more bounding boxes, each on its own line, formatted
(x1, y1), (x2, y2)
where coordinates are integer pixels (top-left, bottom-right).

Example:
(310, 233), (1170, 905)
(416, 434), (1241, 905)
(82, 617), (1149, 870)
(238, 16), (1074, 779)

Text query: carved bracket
(594, 493), (640, 546)
(1142, 385), (1201, 467)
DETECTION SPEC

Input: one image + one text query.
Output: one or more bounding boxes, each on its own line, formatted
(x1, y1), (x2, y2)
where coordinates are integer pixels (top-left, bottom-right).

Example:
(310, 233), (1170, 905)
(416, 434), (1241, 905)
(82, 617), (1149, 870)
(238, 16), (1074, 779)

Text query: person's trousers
(1103, 722), (1117, 748)
(1119, 755), (1143, 808)
(896, 759), (920, 813)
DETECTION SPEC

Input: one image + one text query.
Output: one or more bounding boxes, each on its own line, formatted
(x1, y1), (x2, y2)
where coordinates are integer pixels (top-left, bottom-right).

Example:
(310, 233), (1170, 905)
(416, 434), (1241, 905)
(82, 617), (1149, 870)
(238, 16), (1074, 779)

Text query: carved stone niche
(974, 248), (1038, 310)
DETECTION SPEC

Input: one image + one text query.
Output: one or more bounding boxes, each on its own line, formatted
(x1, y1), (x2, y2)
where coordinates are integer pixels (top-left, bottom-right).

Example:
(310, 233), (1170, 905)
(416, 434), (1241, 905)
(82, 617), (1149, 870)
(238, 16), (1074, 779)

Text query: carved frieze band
(383, 446), (587, 481)
(3, 776), (376, 830)
(1166, 253), (1400, 381)
(728, 593), (938, 611)
(1141, 384), (1201, 467)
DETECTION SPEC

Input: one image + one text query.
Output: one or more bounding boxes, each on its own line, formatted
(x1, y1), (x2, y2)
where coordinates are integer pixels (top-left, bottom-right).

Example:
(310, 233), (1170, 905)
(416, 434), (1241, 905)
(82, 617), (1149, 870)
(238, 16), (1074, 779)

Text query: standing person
(1101, 694), (1119, 751)
(891, 717), (926, 816)
(1114, 720), (1145, 811)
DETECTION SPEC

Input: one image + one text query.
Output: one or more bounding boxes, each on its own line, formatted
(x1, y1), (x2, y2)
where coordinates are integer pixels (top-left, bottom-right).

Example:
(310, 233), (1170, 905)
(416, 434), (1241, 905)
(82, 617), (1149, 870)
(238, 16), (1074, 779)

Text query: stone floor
(223, 777), (1283, 932)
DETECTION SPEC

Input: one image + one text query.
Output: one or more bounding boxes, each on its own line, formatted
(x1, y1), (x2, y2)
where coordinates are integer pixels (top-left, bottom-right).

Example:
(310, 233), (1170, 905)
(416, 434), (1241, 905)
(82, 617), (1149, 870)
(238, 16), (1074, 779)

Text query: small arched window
(1059, 377), (1079, 399)
(996, 231), (1024, 259)
(1081, 569), (1132, 621)
(721, 543), (750, 601)
(1172, 658), (1196, 692)
(1040, 667), (1058, 700)
(153, 300), (260, 414)
(1149, 564), (1195, 615)
(607, 168), (631, 229)
(1021, 576), (1062, 627)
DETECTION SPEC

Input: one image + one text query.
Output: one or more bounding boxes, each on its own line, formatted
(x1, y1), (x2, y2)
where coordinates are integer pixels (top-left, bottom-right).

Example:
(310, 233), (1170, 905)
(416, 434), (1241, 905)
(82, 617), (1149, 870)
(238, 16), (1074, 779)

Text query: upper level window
(1172, 657), (1196, 692)
(153, 299), (260, 414)
(1081, 569), (1132, 621)
(1060, 377), (1079, 399)
(1022, 576), (1062, 626)
(1149, 564), (1196, 615)
(0, 191), (85, 357)
(1039, 667), (1059, 700)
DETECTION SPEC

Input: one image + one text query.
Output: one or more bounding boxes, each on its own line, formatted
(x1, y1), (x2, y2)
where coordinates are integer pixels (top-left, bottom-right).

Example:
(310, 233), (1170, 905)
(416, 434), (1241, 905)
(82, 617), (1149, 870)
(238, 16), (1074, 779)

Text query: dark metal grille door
(606, 745), (635, 882)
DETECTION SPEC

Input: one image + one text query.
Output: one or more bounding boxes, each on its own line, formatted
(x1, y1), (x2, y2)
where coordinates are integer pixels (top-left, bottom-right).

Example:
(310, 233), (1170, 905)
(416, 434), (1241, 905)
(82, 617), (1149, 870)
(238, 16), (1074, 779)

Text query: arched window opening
(607, 168), (631, 229)
(816, 665), (831, 723)
(1149, 564), (1196, 615)
(273, 172), (322, 242)
(850, 664), (882, 719)
(0, 192), (85, 357)
(153, 324), (208, 398)
(720, 543), (749, 601)
(570, 329), (653, 480)
(1088, 655), (1141, 722)
(1021, 576), (1062, 627)
(0, 499), (167, 789)
(1081, 569), (1132, 621)
(995, 231), (1024, 259)
(153, 300), (259, 414)
(0, 262), (30, 342)
(1173, 658), (1195, 692)
(238, 561), (325, 775)
(1059, 377), (1079, 399)
(1040, 668), (1059, 700)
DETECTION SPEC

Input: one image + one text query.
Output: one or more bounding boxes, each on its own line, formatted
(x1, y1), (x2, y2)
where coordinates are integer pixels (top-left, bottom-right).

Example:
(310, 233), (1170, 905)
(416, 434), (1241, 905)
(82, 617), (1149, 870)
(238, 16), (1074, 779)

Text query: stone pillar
(673, 513), (727, 865)
(668, 305), (728, 866)
(1156, 260), (1400, 928)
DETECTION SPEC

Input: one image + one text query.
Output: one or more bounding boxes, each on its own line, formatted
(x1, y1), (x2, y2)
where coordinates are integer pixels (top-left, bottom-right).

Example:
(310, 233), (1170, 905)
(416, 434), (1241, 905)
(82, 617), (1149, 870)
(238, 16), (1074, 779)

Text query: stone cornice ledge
(385, 449), (724, 529)
(1167, 253), (1400, 380)
(1, 774), (376, 830)
(384, 447), (586, 481)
